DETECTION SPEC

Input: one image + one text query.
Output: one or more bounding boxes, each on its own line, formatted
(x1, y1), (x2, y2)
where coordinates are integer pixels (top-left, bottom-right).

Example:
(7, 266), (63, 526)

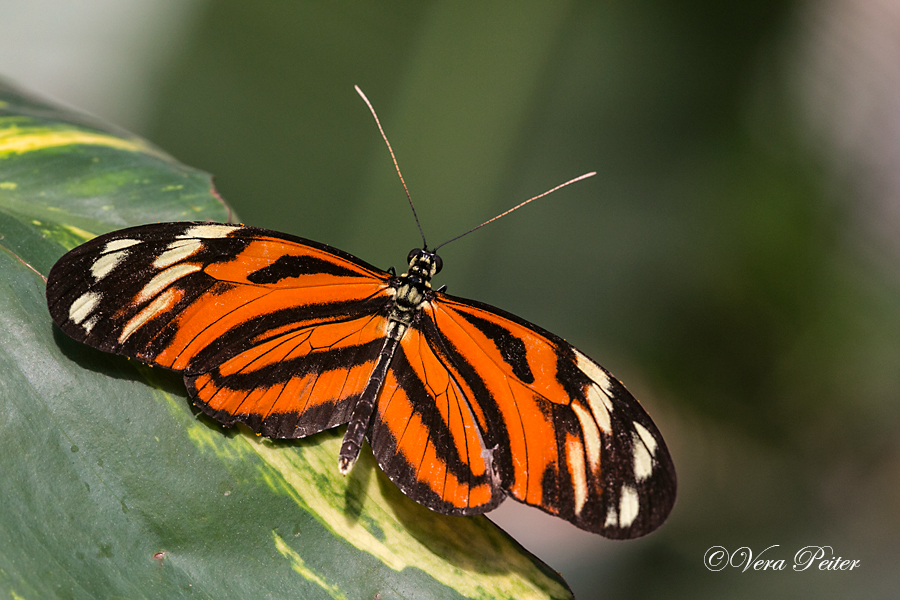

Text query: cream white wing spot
(618, 485), (640, 528)
(574, 348), (614, 394)
(177, 224), (239, 239)
(583, 382), (612, 435)
(571, 401), (602, 472)
(135, 263), (202, 303)
(69, 291), (101, 327)
(90, 238), (141, 280)
(103, 238), (141, 253)
(633, 421), (658, 457)
(91, 250), (129, 280)
(604, 485), (641, 530)
(81, 315), (99, 334)
(119, 287), (181, 343)
(153, 239), (203, 269)
(605, 501), (618, 528)
(565, 437), (589, 516)
(632, 431), (654, 481)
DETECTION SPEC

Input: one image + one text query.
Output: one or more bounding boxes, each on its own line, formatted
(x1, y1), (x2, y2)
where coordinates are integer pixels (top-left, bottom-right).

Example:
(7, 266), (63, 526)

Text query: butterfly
(44, 89), (676, 539)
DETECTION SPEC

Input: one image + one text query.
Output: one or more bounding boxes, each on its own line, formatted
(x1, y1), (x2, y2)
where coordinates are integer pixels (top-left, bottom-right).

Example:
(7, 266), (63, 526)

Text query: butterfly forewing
(46, 220), (675, 538)
(46, 222), (395, 438)
(420, 294), (676, 538)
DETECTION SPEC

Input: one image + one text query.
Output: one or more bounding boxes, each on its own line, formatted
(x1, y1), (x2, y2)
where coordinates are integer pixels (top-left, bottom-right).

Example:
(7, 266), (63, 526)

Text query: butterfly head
(405, 248), (443, 282)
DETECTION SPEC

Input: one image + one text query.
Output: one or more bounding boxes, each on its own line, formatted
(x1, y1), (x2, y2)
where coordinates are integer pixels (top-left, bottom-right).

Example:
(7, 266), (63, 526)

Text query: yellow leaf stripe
(0, 122), (160, 158)
(272, 532), (349, 600)
(252, 436), (569, 600)
(179, 417), (567, 600)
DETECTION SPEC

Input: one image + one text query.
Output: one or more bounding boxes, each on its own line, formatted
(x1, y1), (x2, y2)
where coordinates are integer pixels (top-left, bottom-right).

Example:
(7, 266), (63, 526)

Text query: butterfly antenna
(432, 171), (596, 252)
(355, 85), (428, 249)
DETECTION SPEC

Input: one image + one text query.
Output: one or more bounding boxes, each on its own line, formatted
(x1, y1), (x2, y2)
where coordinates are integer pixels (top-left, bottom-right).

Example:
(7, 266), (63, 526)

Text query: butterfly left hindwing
(46, 221), (675, 539)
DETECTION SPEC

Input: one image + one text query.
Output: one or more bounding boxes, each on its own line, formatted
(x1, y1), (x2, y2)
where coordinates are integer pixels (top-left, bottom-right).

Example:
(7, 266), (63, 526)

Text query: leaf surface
(0, 79), (572, 600)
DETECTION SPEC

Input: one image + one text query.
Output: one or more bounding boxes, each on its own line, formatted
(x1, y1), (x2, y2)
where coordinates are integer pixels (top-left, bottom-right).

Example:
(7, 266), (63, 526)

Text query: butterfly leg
(338, 323), (405, 473)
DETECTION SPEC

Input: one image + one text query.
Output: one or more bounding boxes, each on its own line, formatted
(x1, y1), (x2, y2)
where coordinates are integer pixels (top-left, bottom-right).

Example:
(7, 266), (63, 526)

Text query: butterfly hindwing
(186, 312), (388, 437)
(367, 324), (504, 516)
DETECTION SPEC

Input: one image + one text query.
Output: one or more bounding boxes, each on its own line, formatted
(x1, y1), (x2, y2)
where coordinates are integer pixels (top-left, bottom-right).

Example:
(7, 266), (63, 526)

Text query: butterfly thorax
(388, 249), (441, 328)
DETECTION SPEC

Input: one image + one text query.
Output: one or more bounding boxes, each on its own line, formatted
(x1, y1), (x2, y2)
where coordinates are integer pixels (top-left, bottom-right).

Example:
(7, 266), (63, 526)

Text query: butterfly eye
(432, 253), (443, 275)
(407, 248), (422, 266)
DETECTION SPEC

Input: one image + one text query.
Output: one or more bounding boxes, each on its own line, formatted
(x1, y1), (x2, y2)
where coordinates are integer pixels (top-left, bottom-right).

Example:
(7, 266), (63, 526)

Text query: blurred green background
(3, 0), (900, 597)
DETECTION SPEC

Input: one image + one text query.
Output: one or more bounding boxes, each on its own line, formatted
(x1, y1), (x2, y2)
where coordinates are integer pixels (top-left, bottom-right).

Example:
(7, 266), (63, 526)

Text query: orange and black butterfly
(45, 91), (675, 540)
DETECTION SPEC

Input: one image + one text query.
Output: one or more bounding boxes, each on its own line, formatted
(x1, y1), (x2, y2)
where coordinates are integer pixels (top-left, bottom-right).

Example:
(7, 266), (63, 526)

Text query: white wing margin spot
(574, 349), (613, 393)
(604, 485), (641, 530)
(103, 238), (142, 252)
(178, 224), (239, 239)
(633, 421), (658, 455)
(632, 421), (659, 482)
(69, 291), (101, 330)
(619, 485), (640, 528)
(574, 349), (614, 434)
(91, 250), (129, 280)
(154, 239), (204, 269)
(632, 432), (653, 481)
(91, 239), (141, 280)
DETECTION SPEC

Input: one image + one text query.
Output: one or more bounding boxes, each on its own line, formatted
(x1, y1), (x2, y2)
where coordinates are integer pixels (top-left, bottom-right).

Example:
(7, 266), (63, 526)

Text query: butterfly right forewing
(394, 292), (677, 539)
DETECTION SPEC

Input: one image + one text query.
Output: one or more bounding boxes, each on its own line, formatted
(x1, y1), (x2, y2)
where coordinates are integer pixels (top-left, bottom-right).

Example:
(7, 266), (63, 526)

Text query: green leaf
(0, 79), (572, 600)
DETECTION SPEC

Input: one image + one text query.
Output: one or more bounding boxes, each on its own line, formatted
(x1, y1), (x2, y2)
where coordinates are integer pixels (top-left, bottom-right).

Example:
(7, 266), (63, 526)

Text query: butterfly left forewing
(420, 294), (676, 538)
(47, 222), (245, 357)
(48, 222), (392, 363)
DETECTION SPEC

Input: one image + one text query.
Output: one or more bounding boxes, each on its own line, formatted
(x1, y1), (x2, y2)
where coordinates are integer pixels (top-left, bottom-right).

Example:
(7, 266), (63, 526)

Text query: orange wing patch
(427, 298), (562, 507)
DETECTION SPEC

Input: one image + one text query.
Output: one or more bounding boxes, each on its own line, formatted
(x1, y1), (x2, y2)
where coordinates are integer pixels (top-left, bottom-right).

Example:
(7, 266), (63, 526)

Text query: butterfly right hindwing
(367, 322), (505, 516)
